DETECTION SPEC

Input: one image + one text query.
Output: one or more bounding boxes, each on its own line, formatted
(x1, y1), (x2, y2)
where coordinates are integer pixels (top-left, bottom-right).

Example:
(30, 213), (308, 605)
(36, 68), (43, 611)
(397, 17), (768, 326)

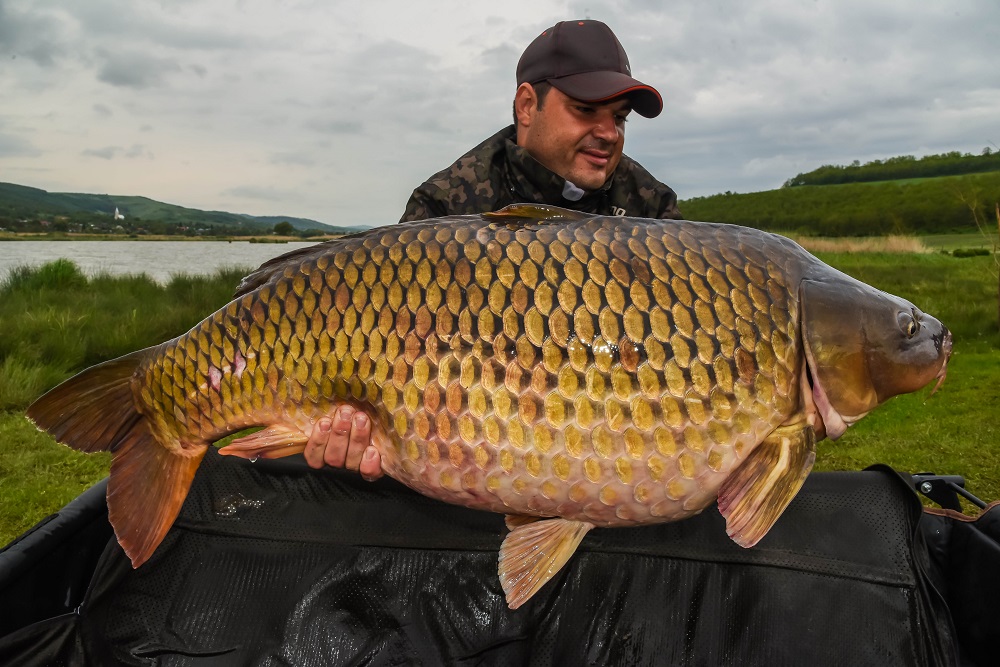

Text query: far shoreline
(0, 232), (340, 242)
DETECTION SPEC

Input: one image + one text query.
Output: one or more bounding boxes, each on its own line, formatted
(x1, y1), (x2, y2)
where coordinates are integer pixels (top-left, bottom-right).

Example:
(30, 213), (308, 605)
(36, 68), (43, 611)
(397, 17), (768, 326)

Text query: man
(304, 19), (679, 479)
(401, 19), (680, 222)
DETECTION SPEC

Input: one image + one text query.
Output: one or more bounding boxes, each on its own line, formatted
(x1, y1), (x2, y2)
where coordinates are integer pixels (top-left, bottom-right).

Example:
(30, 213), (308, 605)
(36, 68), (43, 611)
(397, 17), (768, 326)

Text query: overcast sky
(1, 0), (997, 227)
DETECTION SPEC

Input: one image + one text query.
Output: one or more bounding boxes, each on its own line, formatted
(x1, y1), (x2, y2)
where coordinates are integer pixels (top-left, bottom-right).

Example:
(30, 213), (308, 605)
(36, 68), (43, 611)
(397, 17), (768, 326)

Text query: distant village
(1, 205), (303, 238)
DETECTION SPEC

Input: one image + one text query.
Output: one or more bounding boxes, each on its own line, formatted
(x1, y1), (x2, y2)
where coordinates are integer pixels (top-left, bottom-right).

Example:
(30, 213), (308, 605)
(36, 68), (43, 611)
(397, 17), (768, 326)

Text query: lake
(0, 240), (320, 284)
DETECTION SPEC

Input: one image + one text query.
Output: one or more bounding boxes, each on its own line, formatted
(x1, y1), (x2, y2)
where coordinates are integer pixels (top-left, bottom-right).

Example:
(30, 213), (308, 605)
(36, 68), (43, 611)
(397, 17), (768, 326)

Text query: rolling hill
(679, 169), (1000, 236)
(0, 182), (369, 234)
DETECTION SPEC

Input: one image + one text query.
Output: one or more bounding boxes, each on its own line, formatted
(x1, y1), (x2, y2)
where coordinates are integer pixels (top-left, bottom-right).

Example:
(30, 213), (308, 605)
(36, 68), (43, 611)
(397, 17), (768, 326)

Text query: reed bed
(790, 234), (930, 254)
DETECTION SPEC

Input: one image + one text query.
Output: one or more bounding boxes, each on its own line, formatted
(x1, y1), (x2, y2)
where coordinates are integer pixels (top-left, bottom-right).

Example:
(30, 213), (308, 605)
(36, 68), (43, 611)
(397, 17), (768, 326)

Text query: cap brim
(547, 71), (663, 118)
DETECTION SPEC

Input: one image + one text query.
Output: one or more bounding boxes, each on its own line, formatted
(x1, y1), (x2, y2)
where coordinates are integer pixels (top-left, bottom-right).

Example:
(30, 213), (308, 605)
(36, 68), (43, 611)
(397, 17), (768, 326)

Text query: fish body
(27, 204), (951, 608)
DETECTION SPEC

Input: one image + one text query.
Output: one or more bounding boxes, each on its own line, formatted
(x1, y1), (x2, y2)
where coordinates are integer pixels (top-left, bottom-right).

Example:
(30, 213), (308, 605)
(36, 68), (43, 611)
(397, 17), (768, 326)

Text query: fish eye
(897, 312), (919, 338)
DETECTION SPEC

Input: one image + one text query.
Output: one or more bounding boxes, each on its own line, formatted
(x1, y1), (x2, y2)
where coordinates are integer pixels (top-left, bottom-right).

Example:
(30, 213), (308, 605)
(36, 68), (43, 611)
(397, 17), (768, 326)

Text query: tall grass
(0, 262), (251, 410)
(791, 235), (930, 254)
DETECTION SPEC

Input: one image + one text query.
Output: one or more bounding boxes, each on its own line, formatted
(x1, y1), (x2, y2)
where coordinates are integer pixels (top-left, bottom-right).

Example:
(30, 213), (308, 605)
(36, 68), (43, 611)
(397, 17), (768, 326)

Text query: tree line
(783, 149), (1000, 187)
(681, 171), (1000, 236)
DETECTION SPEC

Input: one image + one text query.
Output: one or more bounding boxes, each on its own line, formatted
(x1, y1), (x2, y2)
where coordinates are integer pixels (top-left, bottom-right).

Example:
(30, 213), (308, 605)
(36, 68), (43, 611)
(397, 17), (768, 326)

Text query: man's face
(514, 85), (631, 191)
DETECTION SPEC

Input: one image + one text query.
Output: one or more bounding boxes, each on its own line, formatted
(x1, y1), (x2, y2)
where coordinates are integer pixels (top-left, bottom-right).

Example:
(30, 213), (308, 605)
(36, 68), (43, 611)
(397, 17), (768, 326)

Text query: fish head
(800, 278), (952, 440)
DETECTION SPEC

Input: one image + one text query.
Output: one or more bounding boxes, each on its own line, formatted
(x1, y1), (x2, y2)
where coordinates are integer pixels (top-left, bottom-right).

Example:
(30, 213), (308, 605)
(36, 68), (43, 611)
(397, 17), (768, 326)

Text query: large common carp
(27, 204), (951, 609)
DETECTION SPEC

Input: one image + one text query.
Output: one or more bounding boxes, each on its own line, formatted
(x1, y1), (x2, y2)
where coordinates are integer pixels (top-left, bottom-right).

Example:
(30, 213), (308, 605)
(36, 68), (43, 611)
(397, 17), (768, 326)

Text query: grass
(0, 415), (111, 541)
(1, 250), (998, 546)
(919, 232), (999, 252)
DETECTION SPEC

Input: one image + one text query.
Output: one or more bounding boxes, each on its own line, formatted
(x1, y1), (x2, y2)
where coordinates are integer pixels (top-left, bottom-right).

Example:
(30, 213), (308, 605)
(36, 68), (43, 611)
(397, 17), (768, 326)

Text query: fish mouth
(929, 329), (953, 396)
(801, 327), (953, 442)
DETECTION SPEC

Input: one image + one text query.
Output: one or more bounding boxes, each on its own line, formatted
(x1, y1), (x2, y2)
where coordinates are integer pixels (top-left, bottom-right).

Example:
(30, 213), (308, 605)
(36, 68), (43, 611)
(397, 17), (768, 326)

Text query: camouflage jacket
(400, 125), (681, 222)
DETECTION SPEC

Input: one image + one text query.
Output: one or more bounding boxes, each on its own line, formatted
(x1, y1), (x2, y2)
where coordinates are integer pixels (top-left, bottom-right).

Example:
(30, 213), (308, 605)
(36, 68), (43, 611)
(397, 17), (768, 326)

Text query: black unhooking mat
(1, 449), (997, 666)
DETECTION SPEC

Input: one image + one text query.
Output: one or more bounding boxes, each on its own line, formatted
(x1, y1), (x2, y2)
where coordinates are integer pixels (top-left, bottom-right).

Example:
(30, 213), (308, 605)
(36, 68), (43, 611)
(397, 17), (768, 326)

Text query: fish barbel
(26, 204), (952, 608)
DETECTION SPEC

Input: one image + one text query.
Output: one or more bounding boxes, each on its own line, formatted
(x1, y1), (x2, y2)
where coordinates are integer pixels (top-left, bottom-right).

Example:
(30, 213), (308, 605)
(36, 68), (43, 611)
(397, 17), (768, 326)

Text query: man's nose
(592, 113), (619, 141)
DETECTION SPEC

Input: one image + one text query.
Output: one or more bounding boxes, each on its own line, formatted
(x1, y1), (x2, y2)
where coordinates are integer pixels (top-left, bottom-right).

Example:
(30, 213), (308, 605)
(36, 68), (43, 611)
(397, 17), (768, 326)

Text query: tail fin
(26, 349), (206, 568)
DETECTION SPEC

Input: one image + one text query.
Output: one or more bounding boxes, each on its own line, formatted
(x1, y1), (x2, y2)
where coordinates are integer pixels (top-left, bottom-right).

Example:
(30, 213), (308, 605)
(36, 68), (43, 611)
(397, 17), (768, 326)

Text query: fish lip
(929, 329), (952, 396)
(801, 336), (851, 441)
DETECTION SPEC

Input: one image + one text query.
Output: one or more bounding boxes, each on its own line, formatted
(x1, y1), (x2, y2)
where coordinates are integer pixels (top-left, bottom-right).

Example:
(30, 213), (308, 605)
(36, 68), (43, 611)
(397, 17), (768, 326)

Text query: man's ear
(514, 83), (538, 128)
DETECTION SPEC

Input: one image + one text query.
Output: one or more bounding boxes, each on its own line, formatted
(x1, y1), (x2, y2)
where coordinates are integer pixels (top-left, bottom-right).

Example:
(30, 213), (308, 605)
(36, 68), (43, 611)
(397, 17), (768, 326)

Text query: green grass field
(919, 232), (999, 251)
(1, 251), (998, 546)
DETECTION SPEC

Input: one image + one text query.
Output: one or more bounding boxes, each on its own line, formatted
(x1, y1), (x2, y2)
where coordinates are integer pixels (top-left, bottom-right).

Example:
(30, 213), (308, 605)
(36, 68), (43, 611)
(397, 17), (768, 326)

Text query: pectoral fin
(217, 424), (309, 459)
(498, 515), (593, 609)
(717, 424), (816, 547)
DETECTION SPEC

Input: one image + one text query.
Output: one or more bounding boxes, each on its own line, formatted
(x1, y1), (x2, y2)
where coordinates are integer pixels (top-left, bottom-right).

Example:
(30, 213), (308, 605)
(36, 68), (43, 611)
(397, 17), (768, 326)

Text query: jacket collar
(499, 125), (613, 207)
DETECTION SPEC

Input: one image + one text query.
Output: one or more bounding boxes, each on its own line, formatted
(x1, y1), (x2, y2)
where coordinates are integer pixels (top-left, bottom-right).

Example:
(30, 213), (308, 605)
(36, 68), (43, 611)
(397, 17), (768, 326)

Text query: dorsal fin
(484, 203), (592, 223)
(233, 243), (333, 298)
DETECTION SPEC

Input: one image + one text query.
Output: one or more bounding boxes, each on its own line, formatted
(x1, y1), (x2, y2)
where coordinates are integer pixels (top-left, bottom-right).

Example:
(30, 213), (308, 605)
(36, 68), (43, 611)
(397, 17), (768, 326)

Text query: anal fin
(217, 425), (309, 459)
(717, 424), (816, 548)
(498, 516), (593, 609)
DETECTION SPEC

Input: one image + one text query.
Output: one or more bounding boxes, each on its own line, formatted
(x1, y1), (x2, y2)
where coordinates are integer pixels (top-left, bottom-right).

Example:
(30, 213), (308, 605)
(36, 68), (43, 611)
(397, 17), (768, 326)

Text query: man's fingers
(319, 405), (354, 469)
(344, 412), (370, 470)
(359, 446), (384, 481)
(303, 418), (332, 469)
(303, 406), (382, 480)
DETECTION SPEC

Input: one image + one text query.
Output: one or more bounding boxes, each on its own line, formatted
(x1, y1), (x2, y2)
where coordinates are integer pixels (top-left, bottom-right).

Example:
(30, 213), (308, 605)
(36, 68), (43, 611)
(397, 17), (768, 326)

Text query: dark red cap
(516, 20), (663, 118)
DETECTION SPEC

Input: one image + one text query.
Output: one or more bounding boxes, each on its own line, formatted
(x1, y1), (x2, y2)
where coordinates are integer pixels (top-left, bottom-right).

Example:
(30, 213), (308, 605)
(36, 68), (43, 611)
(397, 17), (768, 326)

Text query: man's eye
(575, 106), (596, 114)
(615, 115), (629, 124)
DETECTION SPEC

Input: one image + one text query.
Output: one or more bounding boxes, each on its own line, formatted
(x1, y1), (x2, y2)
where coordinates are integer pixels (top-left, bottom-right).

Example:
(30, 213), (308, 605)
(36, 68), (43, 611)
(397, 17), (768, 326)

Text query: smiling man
(306, 20), (680, 477)
(401, 19), (681, 222)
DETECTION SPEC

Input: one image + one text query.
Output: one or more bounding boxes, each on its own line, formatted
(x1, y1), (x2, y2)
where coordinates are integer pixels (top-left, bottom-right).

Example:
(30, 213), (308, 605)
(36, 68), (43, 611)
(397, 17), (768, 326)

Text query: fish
(26, 203), (952, 609)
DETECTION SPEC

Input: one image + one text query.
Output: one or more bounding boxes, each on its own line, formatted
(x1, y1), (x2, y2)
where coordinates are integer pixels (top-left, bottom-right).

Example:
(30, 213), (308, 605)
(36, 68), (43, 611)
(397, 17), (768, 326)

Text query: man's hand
(304, 405), (383, 481)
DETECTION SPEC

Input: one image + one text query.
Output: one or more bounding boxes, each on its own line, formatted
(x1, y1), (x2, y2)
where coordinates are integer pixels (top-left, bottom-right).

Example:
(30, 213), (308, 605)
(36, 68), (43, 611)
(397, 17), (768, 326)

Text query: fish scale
(137, 214), (800, 527)
(27, 204), (951, 609)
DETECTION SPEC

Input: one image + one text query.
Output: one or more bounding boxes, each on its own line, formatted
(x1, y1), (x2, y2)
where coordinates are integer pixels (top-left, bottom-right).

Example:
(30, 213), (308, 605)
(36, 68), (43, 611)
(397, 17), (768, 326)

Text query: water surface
(0, 240), (319, 284)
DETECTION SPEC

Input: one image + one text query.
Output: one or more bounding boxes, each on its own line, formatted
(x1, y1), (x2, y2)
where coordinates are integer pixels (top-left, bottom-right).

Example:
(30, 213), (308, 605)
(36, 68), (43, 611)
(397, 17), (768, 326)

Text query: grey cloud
(0, 131), (41, 157)
(124, 144), (153, 158)
(223, 185), (294, 201)
(3, 1), (997, 223)
(479, 41), (520, 80)
(96, 50), (181, 88)
(308, 38), (499, 138)
(71, 0), (253, 51)
(82, 146), (119, 159)
(305, 119), (364, 135)
(82, 144), (153, 159)
(0, 1), (70, 66)
(269, 152), (316, 167)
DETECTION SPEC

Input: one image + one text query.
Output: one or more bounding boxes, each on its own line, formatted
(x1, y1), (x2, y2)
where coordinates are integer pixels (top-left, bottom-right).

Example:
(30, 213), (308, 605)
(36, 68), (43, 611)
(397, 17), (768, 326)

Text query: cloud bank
(0, 0), (996, 226)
